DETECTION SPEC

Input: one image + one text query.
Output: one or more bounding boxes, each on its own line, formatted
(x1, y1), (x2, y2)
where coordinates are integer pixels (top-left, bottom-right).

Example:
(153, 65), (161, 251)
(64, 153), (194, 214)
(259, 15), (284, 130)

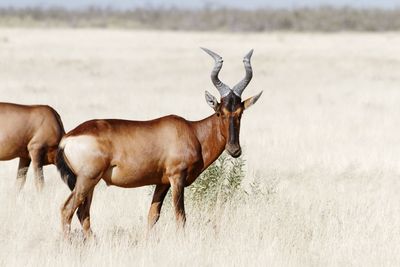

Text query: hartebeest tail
(56, 147), (76, 191)
(57, 48), (262, 238)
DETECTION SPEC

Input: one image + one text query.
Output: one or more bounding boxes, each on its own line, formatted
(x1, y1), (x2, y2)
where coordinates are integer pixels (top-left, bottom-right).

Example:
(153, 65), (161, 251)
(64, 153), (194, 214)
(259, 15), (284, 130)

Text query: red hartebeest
(0, 103), (65, 191)
(56, 48), (262, 237)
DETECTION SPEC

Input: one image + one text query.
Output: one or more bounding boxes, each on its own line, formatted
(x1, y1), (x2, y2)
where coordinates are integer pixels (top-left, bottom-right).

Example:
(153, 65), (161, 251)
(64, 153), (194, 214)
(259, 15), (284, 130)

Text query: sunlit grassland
(0, 29), (400, 266)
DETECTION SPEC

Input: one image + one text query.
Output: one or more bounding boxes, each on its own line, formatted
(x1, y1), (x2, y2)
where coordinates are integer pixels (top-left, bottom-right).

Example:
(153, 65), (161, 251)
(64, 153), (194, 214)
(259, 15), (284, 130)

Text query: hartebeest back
(0, 103), (65, 191)
(56, 48), (262, 238)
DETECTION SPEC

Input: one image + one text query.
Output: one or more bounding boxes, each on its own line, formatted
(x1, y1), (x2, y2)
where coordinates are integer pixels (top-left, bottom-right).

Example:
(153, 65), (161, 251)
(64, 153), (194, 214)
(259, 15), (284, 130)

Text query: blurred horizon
(0, 0), (399, 10)
(1, 1), (399, 32)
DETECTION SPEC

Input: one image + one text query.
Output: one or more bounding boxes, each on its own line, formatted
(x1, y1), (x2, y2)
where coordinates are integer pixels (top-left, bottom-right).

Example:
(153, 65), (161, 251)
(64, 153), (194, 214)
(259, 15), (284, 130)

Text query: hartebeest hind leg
(29, 149), (45, 192)
(148, 184), (170, 229)
(169, 174), (186, 227)
(15, 157), (31, 192)
(77, 189), (94, 238)
(61, 175), (100, 238)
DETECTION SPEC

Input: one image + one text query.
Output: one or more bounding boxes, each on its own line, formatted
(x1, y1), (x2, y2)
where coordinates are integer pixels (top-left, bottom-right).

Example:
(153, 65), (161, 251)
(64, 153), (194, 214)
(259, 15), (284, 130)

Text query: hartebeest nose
(231, 149), (242, 158)
(226, 145), (242, 158)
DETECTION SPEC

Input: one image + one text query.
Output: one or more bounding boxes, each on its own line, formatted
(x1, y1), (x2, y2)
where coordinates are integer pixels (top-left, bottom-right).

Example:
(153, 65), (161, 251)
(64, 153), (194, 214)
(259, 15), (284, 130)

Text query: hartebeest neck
(191, 113), (226, 171)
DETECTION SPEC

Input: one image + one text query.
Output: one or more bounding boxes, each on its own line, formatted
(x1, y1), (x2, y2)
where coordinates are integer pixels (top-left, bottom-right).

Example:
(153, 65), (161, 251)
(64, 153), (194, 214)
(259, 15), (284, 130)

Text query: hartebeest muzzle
(226, 144), (242, 158)
(226, 115), (242, 158)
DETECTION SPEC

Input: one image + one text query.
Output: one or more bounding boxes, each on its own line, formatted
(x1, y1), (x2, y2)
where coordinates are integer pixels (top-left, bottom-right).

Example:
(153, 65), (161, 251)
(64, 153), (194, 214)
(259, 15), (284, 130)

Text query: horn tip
(245, 49), (254, 59)
(200, 47), (210, 54)
(255, 90), (263, 100)
(200, 47), (212, 54)
(201, 47), (222, 60)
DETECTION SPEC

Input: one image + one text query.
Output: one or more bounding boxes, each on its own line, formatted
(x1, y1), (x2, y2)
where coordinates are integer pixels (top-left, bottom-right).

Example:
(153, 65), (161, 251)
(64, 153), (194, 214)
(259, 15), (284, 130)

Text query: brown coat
(0, 102), (65, 191)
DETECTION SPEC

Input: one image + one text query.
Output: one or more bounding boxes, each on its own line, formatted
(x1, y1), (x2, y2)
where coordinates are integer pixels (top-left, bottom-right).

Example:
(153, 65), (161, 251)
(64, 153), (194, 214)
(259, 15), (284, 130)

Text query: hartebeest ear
(243, 91), (263, 110)
(205, 90), (219, 111)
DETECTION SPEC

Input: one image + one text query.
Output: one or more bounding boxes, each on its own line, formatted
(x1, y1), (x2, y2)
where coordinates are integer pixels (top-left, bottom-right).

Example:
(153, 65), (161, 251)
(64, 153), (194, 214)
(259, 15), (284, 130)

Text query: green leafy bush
(188, 153), (246, 209)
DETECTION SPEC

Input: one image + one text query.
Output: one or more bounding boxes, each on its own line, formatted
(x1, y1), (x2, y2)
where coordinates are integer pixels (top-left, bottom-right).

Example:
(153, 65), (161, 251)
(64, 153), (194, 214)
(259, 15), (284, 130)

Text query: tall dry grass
(0, 29), (400, 266)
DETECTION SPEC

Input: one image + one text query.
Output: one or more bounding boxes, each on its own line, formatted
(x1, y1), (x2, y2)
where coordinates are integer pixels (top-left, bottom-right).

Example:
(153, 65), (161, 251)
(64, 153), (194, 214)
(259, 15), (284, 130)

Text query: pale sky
(0, 0), (399, 9)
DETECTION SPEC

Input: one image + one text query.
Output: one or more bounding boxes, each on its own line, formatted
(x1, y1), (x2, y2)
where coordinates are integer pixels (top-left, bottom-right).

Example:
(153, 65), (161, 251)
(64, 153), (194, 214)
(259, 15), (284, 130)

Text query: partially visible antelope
(56, 48), (262, 238)
(0, 103), (65, 191)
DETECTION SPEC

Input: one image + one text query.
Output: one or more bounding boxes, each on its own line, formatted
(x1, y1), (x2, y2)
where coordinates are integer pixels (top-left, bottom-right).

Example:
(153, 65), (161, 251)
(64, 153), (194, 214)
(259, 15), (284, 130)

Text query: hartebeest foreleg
(29, 149), (45, 192)
(77, 189), (94, 238)
(169, 174), (186, 227)
(148, 184), (170, 229)
(15, 157), (31, 192)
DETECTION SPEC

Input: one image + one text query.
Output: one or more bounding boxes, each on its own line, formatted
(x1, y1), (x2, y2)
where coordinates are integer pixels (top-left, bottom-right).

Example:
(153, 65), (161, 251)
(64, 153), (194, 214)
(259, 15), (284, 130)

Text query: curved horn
(201, 47), (231, 97)
(232, 49), (253, 97)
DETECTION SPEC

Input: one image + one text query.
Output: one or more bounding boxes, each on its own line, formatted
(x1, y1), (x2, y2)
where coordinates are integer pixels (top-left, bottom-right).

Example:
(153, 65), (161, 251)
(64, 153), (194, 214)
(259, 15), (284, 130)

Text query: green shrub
(188, 153), (246, 209)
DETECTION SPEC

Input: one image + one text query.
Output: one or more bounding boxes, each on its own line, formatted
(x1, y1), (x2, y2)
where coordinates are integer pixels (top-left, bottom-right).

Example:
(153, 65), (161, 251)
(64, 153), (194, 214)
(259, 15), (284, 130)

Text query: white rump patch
(62, 135), (106, 176)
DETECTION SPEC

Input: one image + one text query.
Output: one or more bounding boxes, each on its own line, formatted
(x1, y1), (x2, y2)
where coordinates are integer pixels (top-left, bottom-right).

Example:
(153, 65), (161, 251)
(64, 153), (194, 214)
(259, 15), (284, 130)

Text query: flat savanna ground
(1, 29), (400, 266)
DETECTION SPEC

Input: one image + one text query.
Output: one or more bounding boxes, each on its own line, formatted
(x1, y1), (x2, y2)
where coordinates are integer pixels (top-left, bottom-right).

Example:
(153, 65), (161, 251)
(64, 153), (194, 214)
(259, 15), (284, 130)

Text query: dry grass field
(1, 29), (400, 266)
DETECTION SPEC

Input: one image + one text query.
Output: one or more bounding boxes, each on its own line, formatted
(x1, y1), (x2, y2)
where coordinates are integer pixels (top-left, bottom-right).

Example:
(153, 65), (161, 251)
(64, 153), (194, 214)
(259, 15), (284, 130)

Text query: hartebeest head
(202, 48), (262, 158)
